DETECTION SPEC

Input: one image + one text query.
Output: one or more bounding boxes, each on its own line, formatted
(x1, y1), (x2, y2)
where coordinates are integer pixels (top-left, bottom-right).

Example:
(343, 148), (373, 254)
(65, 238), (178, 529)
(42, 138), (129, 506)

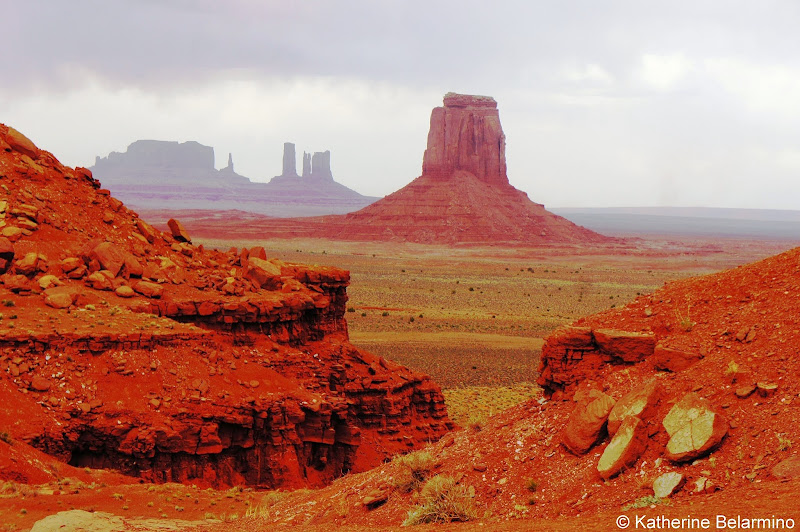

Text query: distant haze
(4, 1), (800, 209)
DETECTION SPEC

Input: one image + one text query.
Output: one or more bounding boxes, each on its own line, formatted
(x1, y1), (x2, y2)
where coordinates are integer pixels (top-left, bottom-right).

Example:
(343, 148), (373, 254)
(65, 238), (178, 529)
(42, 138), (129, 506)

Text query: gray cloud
(4, 0), (800, 208)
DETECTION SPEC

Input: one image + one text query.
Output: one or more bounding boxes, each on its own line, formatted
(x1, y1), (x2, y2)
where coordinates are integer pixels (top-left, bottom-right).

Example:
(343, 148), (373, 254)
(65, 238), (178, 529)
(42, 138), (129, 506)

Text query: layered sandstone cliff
(0, 124), (452, 489)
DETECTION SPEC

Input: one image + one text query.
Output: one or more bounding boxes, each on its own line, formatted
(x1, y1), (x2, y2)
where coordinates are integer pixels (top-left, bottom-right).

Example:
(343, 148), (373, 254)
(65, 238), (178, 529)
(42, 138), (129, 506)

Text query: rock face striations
(91, 140), (376, 217)
(0, 124), (452, 489)
(175, 93), (617, 246)
(422, 93), (507, 185)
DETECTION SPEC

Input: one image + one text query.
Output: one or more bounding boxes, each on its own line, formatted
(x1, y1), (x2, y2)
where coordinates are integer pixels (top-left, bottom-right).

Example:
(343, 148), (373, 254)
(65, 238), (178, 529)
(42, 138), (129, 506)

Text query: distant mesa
(90, 140), (377, 217)
(174, 92), (618, 246)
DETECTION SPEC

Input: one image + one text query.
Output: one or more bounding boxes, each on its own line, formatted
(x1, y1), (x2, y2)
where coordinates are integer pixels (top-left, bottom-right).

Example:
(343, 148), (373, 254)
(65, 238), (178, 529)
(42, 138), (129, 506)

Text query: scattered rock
(562, 389), (616, 455)
(734, 384), (755, 399)
(653, 472), (684, 498)
(607, 380), (660, 435)
(597, 416), (647, 479)
(693, 477), (715, 494)
(168, 218), (191, 243)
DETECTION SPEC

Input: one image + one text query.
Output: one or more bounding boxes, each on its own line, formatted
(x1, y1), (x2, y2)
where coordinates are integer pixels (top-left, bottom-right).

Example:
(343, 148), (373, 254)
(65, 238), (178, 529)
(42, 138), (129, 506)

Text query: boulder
(0, 236), (14, 273)
(593, 329), (656, 362)
(115, 285), (135, 298)
(652, 472), (684, 498)
(652, 345), (703, 372)
(86, 271), (113, 291)
(561, 389), (616, 455)
(4, 274), (31, 293)
(6, 127), (39, 158)
(772, 456), (800, 479)
(60, 257), (83, 273)
(38, 274), (62, 290)
(607, 380), (661, 435)
(245, 257), (282, 290)
(665, 410), (728, 462)
(662, 393), (712, 437)
(1, 226), (23, 242)
(168, 218), (191, 243)
(84, 241), (141, 278)
(14, 252), (45, 276)
(30, 376), (51, 392)
(597, 416), (647, 479)
(249, 246), (267, 260)
(136, 219), (159, 243)
(44, 291), (73, 309)
(134, 281), (164, 298)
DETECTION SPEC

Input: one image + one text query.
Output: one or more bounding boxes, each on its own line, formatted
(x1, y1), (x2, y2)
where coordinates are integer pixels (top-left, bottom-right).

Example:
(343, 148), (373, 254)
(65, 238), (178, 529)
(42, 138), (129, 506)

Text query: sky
(4, 0), (800, 209)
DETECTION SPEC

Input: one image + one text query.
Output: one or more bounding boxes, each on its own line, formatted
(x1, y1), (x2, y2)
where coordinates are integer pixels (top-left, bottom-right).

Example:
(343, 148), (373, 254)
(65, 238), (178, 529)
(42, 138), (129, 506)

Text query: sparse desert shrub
(392, 450), (437, 493)
(382, 311), (389, 317)
(0, 432), (12, 444)
(347, 307), (355, 313)
(402, 475), (479, 525)
(246, 489), (309, 519)
(725, 360), (740, 379)
(675, 301), (695, 332)
(524, 479), (538, 492)
(2, 300), (14, 307)
(622, 495), (669, 510)
(466, 412), (487, 432)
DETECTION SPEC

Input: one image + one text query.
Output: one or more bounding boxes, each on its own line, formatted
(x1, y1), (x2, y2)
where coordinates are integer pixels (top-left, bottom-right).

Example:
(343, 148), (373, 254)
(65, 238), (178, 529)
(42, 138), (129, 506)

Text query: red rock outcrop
(0, 123), (453, 489)
(161, 93), (619, 247)
(422, 93), (507, 185)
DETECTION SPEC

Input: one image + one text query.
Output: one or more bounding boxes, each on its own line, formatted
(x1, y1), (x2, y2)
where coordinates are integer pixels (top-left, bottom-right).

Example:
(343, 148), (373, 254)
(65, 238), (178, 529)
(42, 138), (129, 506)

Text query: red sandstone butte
(164, 93), (619, 247)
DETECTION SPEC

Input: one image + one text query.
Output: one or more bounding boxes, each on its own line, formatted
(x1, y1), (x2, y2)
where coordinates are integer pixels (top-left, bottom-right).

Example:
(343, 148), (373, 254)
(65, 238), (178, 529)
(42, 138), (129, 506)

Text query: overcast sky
(4, 0), (800, 208)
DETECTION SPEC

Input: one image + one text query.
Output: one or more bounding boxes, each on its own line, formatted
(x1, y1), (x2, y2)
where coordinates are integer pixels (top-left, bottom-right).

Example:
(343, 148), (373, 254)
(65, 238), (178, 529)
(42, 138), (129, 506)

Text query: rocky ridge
(0, 124), (452, 489)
